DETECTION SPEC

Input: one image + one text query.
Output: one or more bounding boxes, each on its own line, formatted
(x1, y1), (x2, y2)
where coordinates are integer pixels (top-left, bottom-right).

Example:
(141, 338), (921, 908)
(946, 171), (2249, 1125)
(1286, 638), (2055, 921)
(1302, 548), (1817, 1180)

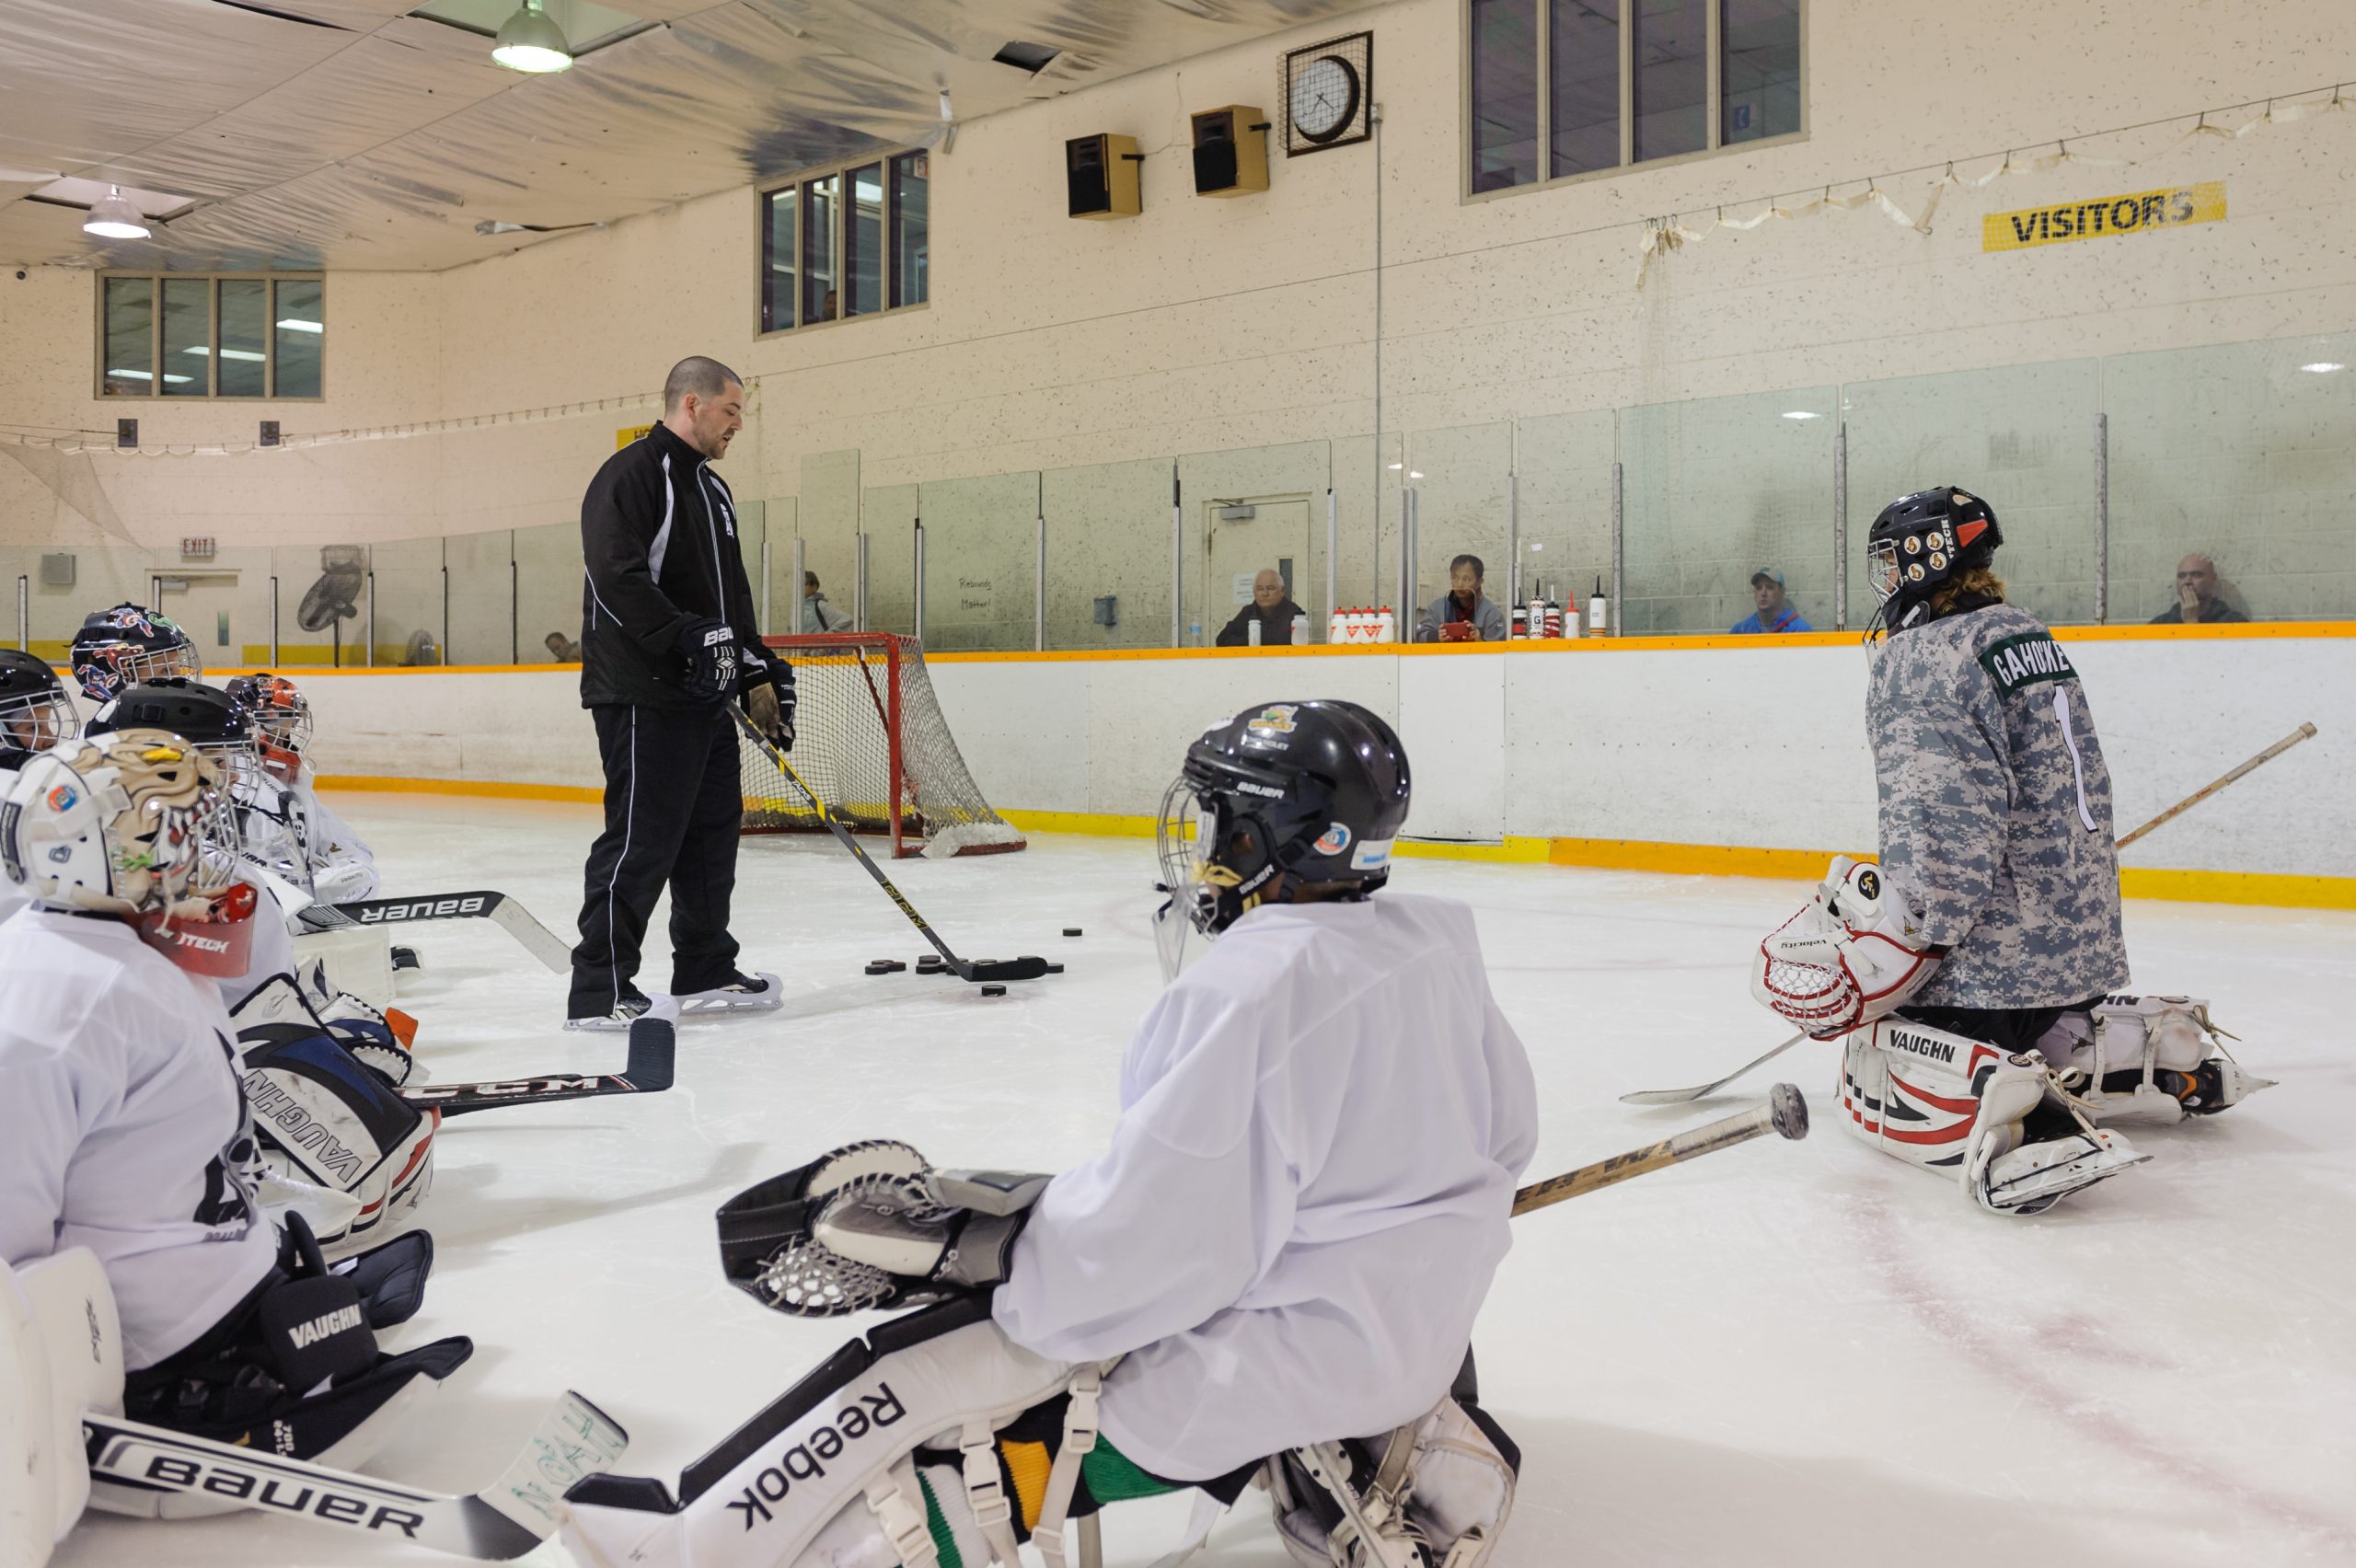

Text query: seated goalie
(563, 699), (1537, 1568)
(0, 732), (467, 1551)
(1751, 486), (2271, 1216)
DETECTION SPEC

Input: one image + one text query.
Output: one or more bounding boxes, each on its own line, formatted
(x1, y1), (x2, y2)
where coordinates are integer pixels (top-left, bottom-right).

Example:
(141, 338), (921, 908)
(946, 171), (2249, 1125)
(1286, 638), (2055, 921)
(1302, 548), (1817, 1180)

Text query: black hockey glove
(676, 617), (739, 702)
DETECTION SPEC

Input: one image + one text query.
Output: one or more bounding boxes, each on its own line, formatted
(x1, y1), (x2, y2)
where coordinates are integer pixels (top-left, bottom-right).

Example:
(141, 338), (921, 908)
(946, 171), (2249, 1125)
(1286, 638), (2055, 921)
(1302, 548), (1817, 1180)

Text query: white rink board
(296, 634), (2356, 879)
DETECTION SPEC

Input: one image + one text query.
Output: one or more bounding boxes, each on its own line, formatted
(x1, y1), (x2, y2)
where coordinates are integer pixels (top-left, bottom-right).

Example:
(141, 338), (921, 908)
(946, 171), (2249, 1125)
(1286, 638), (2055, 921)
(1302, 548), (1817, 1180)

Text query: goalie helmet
(1157, 699), (1412, 954)
(68, 603), (202, 702)
(0, 648), (76, 756)
(1865, 486), (2004, 634)
(224, 673), (312, 783)
(0, 731), (255, 974)
(86, 677), (264, 800)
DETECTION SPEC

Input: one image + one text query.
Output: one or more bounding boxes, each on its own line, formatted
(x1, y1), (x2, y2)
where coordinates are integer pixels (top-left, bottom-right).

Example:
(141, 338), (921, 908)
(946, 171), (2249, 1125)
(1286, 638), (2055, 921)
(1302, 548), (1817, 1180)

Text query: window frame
(92, 269), (327, 400)
(1459, 0), (1807, 205)
(756, 147), (931, 338)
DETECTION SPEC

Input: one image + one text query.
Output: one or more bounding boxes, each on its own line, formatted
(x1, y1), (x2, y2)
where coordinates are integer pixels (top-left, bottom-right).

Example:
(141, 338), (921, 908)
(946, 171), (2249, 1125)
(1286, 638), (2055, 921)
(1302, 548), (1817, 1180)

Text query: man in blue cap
(1730, 567), (1813, 634)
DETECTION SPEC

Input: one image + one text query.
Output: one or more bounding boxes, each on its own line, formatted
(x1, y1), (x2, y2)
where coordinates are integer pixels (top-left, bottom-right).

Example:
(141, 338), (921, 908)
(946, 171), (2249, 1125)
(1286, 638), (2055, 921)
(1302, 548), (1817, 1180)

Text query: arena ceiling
(0, 0), (1372, 271)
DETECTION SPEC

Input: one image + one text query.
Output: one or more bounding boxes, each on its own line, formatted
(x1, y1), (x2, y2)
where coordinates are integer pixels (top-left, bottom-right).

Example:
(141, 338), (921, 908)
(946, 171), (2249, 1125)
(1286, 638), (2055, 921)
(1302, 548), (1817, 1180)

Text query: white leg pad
(561, 1313), (1085, 1568)
(1835, 1020), (2148, 1214)
(290, 927), (396, 1012)
(4, 1251), (126, 1563)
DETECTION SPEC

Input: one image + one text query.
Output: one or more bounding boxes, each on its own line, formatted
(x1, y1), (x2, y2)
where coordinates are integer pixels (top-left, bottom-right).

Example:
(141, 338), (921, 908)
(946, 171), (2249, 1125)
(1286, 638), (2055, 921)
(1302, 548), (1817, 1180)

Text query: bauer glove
(675, 617), (739, 701)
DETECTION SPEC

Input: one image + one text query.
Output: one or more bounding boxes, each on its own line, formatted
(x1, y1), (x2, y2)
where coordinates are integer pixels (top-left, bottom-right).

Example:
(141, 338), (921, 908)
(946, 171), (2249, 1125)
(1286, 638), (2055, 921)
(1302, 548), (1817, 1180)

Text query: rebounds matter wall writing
(3, 0), (2354, 633)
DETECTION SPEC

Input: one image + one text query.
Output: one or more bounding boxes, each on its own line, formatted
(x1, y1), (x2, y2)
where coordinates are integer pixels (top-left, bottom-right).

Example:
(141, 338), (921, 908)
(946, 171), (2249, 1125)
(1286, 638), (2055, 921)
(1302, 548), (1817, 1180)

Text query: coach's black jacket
(578, 422), (783, 710)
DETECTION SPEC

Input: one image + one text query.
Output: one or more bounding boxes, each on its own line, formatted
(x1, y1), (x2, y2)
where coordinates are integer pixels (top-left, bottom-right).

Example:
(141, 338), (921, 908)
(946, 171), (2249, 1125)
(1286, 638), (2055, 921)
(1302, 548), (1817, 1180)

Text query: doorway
(150, 572), (242, 666)
(1199, 495), (1311, 643)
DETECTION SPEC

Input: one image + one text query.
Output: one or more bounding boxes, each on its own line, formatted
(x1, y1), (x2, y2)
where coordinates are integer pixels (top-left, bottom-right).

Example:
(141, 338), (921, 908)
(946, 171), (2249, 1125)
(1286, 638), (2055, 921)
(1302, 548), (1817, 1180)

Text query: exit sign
(180, 536), (215, 559)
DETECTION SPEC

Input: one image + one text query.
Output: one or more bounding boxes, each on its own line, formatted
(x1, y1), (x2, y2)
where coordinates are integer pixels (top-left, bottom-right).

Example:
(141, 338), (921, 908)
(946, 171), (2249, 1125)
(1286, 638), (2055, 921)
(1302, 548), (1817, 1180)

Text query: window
(97, 272), (325, 398)
(759, 148), (930, 333)
(1468, 0), (1803, 195)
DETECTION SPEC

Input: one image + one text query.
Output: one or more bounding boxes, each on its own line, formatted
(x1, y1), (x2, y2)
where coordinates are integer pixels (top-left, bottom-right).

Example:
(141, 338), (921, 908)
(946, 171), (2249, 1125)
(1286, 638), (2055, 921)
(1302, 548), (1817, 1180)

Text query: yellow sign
(1982, 181), (2225, 253)
(617, 423), (653, 449)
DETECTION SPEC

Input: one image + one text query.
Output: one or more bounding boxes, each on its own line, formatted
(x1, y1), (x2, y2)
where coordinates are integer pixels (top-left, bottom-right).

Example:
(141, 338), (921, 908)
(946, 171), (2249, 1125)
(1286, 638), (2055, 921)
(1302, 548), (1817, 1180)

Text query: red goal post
(736, 632), (1024, 859)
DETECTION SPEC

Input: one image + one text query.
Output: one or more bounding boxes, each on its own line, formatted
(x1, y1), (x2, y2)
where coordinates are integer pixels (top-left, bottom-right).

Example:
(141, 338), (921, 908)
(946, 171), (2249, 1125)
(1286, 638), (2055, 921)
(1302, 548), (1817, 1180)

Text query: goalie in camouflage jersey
(1750, 486), (2271, 1216)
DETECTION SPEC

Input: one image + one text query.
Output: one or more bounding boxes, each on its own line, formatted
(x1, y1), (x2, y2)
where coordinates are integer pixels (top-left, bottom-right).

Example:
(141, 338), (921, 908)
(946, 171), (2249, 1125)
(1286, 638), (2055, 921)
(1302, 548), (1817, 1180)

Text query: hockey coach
(567, 356), (792, 1031)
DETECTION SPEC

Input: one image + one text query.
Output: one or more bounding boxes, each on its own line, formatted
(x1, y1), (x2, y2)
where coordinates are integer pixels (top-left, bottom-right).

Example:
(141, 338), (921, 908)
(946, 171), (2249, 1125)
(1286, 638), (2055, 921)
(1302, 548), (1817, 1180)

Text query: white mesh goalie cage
(738, 633), (1024, 859)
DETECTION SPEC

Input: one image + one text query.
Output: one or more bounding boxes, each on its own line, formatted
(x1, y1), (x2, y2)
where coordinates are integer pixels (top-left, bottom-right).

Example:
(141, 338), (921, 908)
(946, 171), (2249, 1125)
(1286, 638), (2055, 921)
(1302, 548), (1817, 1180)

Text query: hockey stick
(401, 1015), (676, 1118)
(731, 708), (1049, 984)
(2115, 721), (2317, 848)
(84, 1389), (628, 1561)
(1516, 1085), (1810, 1216)
(1620, 1031), (1807, 1106)
(1625, 726), (2322, 1105)
(299, 891), (572, 974)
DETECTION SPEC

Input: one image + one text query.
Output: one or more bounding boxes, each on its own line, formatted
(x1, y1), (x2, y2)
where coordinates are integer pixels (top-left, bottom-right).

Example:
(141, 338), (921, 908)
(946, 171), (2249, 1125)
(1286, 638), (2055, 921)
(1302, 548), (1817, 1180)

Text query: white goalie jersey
(993, 892), (1539, 1482)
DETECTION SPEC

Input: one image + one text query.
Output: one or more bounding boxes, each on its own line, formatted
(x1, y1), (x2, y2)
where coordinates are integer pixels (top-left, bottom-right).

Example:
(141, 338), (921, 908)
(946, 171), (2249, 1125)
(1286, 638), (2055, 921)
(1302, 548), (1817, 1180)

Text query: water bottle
(1376, 605), (1395, 643)
(1291, 614), (1309, 645)
(1247, 617), (1262, 646)
(1588, 577), (1608, 635)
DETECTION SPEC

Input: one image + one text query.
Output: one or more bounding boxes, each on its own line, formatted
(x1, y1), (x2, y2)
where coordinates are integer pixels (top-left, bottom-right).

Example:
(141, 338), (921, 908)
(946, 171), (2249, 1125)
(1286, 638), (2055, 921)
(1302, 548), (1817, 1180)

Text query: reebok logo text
(726, 1383), (907, 1530)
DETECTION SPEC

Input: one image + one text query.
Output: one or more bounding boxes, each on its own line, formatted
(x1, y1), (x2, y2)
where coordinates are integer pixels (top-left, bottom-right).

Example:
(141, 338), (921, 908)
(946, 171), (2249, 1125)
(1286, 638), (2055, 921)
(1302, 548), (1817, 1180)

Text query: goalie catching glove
(715, 1142), (1048, 1319)
(1752, 856), (1942, 1038)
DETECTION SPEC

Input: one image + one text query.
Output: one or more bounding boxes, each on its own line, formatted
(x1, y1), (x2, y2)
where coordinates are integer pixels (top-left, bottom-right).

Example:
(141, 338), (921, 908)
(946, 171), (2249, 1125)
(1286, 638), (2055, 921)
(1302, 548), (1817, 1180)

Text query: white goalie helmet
(0, 730), (256, 974)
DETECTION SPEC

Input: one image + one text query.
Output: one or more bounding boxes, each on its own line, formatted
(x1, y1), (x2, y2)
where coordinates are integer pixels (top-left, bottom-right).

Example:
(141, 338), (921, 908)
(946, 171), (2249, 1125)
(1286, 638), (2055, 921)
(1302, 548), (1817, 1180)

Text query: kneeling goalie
(564, 699), (1536, 1568)
(1752, 486), (2271, 1216)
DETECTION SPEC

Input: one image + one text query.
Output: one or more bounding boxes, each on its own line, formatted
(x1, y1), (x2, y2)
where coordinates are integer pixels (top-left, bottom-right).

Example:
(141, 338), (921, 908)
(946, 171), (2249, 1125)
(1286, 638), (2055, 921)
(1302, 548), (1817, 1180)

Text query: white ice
(54, 792), (2356, 1568)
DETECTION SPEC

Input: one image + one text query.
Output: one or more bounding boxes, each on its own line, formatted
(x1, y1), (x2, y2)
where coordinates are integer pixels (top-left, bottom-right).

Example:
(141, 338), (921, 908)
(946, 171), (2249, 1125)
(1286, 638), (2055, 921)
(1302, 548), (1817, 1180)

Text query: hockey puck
(390, 945), (422, 971)
(1063, 928), (1082, 937)
(980, 984), (1007, 997)
(915, 954), (947, 974)
(864, 960), (905, 975)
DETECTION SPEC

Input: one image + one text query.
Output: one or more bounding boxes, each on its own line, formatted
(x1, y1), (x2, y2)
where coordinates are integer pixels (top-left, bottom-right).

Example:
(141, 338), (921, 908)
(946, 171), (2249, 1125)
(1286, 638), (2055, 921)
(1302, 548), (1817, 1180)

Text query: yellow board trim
(314, 775), (604, 803)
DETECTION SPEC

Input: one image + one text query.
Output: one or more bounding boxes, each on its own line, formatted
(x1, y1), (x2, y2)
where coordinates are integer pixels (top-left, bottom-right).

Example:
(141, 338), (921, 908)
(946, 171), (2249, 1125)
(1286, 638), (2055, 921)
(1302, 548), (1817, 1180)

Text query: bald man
(2149, 553), (2247, 625)
(1214, 569), (1307, 646)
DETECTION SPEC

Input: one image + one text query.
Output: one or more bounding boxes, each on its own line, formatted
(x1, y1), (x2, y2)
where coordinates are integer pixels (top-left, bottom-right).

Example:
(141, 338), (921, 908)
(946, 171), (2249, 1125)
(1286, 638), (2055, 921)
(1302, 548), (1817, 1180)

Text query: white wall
(302, 635), (2356, 882)
(4, 0), (2354, 624)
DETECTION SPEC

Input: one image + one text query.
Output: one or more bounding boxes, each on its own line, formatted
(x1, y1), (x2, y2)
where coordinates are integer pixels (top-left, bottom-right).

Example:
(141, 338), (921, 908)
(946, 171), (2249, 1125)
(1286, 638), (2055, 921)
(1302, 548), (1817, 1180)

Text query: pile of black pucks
(863, 958), (906, 975)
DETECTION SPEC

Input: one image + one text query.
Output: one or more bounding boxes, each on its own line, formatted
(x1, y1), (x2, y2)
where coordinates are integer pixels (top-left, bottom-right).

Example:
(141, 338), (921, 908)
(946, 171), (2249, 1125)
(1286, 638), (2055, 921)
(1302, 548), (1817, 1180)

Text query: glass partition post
(2094, 411), (2109, 623)
(791, 536), (807, 635)
(1034, 498), (1045, 652)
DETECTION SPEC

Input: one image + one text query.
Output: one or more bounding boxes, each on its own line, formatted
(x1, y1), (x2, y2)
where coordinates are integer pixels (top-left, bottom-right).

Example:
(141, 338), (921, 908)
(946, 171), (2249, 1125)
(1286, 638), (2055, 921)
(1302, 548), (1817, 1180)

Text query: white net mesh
(738, 633), (1024, 859)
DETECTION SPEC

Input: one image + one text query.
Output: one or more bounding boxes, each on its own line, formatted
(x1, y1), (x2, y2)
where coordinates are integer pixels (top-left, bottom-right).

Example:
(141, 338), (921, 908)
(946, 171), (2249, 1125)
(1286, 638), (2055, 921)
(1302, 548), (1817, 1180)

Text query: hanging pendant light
(83, 186), (150, 240)
(491, 0), (573, 73)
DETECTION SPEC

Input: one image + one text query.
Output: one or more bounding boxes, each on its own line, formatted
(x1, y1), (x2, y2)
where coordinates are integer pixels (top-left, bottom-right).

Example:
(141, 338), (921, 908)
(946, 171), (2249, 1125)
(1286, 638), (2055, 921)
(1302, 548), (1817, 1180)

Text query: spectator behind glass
(1415, 555), (1509, 642)
(544, 630), (583, 662)
(1214, 569), (1306, 646)
(803, 571), (851, 631)
(2150, 553), (2247, 624)
(1729, 568), (1813, 634)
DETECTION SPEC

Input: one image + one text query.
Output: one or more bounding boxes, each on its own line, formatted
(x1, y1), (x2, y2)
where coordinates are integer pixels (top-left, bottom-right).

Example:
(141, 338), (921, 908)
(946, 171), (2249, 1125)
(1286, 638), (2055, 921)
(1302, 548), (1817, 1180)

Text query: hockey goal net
(738, 632), (1024, 859)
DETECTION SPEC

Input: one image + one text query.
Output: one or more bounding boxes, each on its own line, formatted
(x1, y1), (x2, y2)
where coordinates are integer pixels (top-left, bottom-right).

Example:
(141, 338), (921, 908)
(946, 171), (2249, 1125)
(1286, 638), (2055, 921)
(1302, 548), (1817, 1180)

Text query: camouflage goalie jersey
(1867, 602), (2129, 1008)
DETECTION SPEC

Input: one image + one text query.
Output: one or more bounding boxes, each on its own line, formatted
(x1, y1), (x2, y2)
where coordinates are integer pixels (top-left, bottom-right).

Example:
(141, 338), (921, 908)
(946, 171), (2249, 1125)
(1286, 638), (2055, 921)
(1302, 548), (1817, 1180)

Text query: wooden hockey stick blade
(732, 707), (1003, 983)
(1621, 1030), (1807, 1105)
(405, 1017), (676, 1117)
(2114, 720), (2317, 849)
(1514, 1085), (1808, 1216)
(318, 891), (572, 974)
(83, 1390), (629, 1561)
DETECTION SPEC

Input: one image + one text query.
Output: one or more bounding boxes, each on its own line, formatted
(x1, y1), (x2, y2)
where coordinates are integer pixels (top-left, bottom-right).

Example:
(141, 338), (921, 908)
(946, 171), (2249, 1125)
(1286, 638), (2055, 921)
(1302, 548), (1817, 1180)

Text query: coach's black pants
(569, 703), (745, 1017)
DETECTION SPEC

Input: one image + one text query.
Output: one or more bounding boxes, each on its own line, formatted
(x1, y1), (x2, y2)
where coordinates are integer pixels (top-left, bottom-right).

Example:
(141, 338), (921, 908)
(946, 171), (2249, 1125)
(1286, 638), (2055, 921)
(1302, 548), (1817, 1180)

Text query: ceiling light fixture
(2299, 362), (2345, 374)
(1781, 410), (1821, 421)
(83, 186), (150, 240)
(491, 0), (573, 72)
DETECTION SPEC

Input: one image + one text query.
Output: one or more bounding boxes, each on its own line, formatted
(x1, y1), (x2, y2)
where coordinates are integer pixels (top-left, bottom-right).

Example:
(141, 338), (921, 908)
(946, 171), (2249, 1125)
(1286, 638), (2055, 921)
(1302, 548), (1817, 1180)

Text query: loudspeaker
(1191, 106), (1269, 197)
(1067, 133), (1141, 219)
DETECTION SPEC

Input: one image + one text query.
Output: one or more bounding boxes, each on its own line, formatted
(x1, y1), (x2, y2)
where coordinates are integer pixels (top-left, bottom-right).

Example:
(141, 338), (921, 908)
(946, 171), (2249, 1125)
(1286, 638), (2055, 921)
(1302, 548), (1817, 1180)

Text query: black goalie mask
(1155, 699), (1411, 979)
(1865, 485), (2004, 635)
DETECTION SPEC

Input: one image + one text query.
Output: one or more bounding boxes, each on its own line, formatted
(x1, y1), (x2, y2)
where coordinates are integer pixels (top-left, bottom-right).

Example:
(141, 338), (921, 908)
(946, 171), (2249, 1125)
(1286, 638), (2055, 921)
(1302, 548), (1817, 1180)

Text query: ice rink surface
(56, 792), (2356, 1568)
